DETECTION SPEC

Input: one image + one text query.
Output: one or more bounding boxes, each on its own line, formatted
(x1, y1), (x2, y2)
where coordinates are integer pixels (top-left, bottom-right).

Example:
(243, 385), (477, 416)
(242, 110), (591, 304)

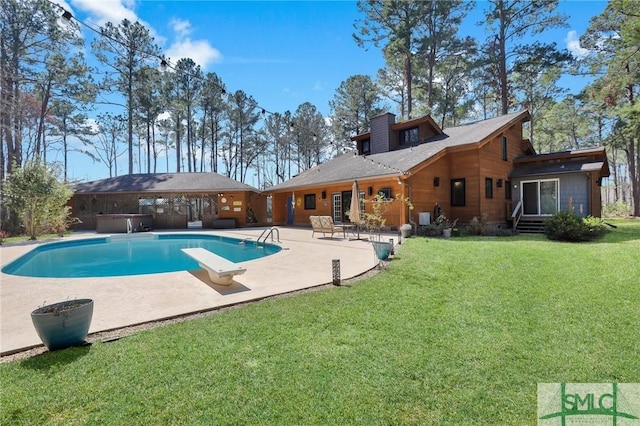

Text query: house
(266, 110), (609, 232)
(510, 147), (609, 232)
(70, 173), (266, 231)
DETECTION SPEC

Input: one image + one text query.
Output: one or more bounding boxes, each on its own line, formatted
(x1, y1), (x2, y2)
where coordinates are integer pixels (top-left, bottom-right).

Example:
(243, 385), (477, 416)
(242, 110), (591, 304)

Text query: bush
(583, 215), (609, 238)
(417, 224), (441, 237)
(466, 214), (487, 236)
(544, 211), (608, 242)
(603, 201), (631, 217)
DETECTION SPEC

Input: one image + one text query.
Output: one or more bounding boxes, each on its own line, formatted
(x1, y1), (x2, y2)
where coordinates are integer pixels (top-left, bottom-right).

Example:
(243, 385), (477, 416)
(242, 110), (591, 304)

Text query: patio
(0, 227), (385, 356)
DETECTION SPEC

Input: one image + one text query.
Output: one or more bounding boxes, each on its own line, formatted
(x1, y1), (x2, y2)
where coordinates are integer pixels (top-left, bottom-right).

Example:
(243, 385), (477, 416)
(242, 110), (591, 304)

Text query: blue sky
(54, 0), (608, 182)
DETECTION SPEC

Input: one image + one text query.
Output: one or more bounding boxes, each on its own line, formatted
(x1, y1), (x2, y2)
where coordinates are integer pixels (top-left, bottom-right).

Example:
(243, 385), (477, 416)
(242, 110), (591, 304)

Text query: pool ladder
(126, 218), (132, 234)
(257, 227), (280, 246)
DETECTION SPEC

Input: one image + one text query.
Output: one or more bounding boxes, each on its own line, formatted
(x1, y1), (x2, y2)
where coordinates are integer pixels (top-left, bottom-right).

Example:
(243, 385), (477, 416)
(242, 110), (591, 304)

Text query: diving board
(181, 248), (246, 285)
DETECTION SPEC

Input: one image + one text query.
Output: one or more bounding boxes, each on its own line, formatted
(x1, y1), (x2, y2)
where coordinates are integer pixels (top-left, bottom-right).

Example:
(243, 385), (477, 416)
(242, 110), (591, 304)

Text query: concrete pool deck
(1, 227), (387, 356)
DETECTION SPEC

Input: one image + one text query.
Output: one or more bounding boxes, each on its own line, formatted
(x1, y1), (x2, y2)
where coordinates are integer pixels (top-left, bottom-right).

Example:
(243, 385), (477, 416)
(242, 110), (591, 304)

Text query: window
(485, 178), (493, 198)
(451, 178), (466, 206)
(361, 139), (371, 155)
(304, 194), (316, 210)
(505, 181), (511, 200)
(377, 188), (391, 200)
(501, 136), (508, 161)
(399, 127), (419, 145)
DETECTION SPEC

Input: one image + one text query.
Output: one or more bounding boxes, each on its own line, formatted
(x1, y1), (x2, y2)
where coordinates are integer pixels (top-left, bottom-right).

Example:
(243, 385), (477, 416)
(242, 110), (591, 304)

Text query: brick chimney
(369, 113), (395, 154)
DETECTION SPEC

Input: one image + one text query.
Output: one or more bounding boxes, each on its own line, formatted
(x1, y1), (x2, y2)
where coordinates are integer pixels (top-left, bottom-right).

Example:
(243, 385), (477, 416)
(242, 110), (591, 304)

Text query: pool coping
(1, 227), (386, 357)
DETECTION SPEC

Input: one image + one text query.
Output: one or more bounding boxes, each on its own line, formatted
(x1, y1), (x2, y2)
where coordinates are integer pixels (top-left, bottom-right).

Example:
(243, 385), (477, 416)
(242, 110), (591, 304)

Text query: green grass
(2, 219), (639, 424)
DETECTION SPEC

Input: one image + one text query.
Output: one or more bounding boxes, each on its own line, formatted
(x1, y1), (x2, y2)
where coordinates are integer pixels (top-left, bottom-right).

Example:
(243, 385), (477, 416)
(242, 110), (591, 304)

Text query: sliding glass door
(521, 179), (559, 216)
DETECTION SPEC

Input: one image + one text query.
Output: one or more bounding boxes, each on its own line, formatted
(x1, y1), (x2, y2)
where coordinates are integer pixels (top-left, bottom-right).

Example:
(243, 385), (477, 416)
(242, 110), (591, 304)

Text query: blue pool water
(1, 234), (280, 278)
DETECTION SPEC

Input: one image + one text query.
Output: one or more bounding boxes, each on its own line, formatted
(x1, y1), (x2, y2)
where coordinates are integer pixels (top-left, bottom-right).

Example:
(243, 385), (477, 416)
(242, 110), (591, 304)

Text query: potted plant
(400, 223), (413, 238)
(31, 299), (94, 350)
(435, 213), (458, 238)
(365, 193), (413, 260)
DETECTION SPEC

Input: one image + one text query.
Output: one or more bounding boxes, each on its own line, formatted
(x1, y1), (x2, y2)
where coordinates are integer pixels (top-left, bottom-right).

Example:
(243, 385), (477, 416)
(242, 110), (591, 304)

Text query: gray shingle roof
(267, 111), (528, 191)
(73, 173), (259, 194)
(510, 161), (607, 178)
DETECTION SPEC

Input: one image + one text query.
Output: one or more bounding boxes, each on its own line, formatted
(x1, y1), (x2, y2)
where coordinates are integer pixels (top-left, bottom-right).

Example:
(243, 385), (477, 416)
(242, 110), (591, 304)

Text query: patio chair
(309, 216), (344, 239)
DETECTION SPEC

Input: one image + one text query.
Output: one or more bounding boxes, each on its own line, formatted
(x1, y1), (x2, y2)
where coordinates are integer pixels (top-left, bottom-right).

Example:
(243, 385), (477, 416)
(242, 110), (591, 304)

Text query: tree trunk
(404, 53), (413, 119)
(499, 7), (509, 116)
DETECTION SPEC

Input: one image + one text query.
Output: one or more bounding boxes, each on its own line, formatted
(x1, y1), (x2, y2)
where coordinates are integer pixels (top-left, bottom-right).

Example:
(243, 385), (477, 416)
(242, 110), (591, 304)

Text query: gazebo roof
(72, 173), (259, 194)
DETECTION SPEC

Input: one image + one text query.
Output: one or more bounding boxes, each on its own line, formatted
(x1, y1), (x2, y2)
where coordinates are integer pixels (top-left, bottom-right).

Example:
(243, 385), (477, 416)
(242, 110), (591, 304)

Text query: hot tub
(95, 214), (153, 233)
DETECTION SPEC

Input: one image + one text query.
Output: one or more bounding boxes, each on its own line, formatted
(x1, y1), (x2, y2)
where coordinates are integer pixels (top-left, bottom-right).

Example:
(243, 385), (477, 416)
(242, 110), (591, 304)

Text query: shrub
(417, 224), (441, 237)
(603, 201), (631, 217)
(583, 215), (609, 238)
(544, 211), (608, 242)
(466, 214), (487, 236)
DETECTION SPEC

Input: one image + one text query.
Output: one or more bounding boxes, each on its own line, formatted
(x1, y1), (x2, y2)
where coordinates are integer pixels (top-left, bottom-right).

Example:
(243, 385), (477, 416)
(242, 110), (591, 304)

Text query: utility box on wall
(418, 212), (431, 225)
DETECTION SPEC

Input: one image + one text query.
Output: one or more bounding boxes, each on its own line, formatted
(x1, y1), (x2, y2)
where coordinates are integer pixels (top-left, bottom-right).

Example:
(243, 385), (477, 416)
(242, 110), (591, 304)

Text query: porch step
(516, 219), (546, 234)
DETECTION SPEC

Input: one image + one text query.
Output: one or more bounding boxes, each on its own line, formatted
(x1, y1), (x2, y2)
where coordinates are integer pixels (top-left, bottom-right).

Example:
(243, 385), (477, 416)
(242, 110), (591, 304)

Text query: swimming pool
(1, 234), (281, 278)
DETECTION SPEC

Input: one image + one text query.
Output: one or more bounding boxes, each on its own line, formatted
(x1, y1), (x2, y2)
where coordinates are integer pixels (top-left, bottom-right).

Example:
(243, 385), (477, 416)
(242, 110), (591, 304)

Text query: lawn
(1, 219), (639, 424)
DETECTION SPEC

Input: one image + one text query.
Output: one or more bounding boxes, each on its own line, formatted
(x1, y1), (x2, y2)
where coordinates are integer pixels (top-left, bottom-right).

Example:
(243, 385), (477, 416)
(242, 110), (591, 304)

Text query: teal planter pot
(31, 299), (94, 351)
(372, 241), (392, 260)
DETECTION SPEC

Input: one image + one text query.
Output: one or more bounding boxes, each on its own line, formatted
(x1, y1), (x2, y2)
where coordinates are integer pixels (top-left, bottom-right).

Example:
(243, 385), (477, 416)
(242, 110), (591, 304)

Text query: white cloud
(165, 39), (222, 68)
(70, 0), (165, 44)
(169, 18), (192, 39)
(164, 18), (222, 68)
(565, 30), (589, 59)
(72, 0), (138, 26)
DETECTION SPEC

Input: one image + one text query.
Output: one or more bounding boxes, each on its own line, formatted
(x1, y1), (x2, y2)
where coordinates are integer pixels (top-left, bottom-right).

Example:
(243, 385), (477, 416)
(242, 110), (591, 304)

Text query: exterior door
(332, 193), (341, 223)
(286, 196), (294, 224)
(521, 180), (559, 216)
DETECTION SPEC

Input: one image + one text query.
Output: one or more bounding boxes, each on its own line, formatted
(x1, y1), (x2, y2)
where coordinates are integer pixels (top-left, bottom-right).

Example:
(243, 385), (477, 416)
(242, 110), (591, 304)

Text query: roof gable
(268, 111), (530, 191)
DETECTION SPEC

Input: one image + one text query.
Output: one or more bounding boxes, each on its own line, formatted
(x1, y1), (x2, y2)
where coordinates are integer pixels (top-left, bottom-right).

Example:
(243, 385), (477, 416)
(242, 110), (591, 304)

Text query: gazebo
(70, 173), (266, 232)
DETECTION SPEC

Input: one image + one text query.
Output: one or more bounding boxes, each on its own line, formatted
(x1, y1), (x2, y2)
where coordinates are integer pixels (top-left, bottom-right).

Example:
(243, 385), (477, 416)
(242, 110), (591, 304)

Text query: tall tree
(511, 61), (568, 144)
(133, 65), (164, 174)
(93, 113), (126, 178)
(223, 91), (260, 182)
(292, 103), (327, 171)
(581, 0), (640, 215)
(173, 58), (202, 172)
(329, 74), (385, 151)
(92, 19), (161, 175)
(48, 100), (96, 181)
(415, 0), (474, 114)
(199, 72), (226, 173)
(263, 111), (292, 184)
(482, 0), (568, 115)
(354, 1), (425, 119)
(1, 0), (79, 176)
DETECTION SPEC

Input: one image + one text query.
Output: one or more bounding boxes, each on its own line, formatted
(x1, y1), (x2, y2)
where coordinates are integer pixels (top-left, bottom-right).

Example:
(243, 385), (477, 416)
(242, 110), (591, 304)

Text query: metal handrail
(512, 200), (523, 229)
(257, 227), (280, 245)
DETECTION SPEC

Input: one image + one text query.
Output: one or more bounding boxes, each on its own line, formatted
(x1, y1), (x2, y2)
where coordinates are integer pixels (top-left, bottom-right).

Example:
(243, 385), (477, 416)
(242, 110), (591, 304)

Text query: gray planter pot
(31, 299), (94, 351)
(372, 241), (393, 260)
(443, 228), (452, 238)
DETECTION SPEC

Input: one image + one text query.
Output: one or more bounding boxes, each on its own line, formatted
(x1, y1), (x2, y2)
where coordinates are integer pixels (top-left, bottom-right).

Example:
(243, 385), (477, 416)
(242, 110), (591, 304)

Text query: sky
(50, 0), (609, 184)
